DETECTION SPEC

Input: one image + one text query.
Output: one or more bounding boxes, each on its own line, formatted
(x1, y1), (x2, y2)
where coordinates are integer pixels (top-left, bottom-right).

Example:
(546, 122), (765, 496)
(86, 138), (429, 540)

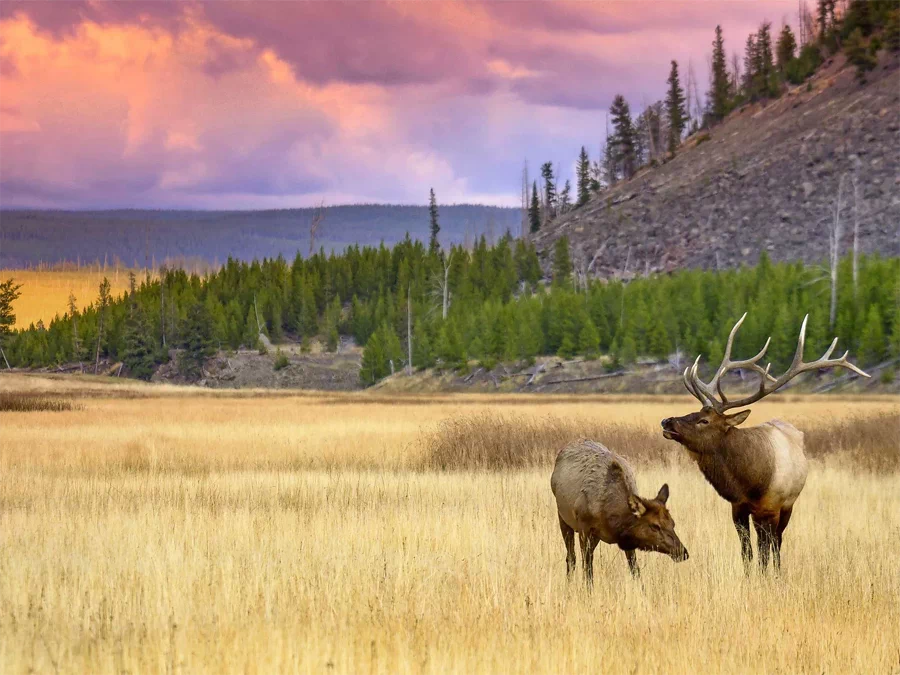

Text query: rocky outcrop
(535, 54), (900, 278)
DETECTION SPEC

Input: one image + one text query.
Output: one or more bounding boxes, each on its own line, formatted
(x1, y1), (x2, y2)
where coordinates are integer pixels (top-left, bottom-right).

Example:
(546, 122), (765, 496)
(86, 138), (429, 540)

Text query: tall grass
(0, 392), (80, 412)
(420, 411), (900, 472)
(420, 413), (670, 470)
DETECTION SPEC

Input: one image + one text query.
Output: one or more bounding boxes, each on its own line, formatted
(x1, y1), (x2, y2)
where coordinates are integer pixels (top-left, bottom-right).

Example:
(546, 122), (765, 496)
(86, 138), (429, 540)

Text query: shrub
(273, 350), (289, 371)
(845, 28), (877, 82)
(887, 10), (900, 51)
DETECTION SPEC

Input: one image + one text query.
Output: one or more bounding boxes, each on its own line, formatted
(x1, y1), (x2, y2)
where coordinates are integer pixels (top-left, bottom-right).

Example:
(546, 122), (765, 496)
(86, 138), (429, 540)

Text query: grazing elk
(661, 313), (869, 573)
(551, 439), (689, 585)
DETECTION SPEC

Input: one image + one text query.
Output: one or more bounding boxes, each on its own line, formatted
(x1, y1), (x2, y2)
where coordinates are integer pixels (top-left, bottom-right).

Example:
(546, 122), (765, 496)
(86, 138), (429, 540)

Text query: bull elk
(551, 439), (689, 585)
(661, 313), (869, 572)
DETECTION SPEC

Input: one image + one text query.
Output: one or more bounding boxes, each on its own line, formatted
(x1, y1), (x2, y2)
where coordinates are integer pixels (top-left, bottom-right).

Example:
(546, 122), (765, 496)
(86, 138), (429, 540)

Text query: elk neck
(689, 425), (776, 505)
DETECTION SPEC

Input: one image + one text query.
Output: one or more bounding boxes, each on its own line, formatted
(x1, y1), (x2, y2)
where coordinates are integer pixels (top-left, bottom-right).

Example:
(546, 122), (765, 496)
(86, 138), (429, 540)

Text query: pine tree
(889, 299), (900, 358)
(411, 318), (434, 369)
(576, 146), (591, 206)
(858, 304), (885, 366)
(776, 25), (797, 75)
(437, 320), (466, 370)
(0, 278), (22, 368)
(609, 95), (636, 179)
(529, 181), (541, 234)
(743, 34), (758, 99)
(666, 60), (688, 151)
(428, 188), (440, 254)
(558, 180), (572, 214)
(179, 301), (214, 379)
(756, 22), (776, 98)
(552, 237), (572, 287)
(578, 318), (601, 359)
(122, 303), (157, 380)
(844, 28), (877, 82)
(540, 162), (557, 219)
(360, 326), (386, 385)
(94, 277), (112, 373)
(707, 27), (731, 123)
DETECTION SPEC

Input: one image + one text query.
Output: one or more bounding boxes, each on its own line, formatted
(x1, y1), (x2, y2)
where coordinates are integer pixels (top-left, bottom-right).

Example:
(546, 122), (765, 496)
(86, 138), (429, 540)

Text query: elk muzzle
(661, 417), (681, 441)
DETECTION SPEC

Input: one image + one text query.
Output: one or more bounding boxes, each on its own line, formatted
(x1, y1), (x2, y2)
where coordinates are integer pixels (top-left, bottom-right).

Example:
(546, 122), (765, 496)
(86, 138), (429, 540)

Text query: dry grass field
(1, 373), (898, 674)
(1, 268), (140, 328)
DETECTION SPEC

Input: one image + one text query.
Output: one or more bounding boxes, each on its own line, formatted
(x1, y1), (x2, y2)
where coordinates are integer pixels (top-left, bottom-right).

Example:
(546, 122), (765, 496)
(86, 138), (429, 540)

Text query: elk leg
(624, 549), (640, 578)
(579, 532), (600, 587)
(773, 506), (793, 572)
(753, 514), (778, 572)
(558, 514), (576, 579)
(732, 503), (753, 572)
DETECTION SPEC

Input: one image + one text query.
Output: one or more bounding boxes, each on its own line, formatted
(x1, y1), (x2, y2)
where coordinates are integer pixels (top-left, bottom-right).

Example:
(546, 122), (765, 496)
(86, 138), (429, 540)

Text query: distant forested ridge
(0, 205), (521, 267)
(3, 233), (897, 386)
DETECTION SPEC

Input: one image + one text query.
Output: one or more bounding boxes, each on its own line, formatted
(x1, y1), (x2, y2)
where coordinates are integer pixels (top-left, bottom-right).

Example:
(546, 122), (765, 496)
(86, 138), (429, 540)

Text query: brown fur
(662, 407), (807, 572)
(551, 439), (688, 584)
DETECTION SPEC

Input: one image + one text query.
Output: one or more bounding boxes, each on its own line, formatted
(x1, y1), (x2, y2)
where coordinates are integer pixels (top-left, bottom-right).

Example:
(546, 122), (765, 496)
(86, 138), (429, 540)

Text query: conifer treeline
(4, 237), (898, 385)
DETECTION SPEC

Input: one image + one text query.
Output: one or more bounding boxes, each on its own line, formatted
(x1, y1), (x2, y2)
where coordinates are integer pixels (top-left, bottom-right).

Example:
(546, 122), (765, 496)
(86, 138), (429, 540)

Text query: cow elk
(551, 439), (689, 585)
(661, 313), (869, 573)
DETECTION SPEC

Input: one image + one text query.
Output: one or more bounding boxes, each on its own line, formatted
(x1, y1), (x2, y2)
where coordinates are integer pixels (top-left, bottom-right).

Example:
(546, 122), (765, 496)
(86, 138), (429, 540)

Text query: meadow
(1, 373), (898, 674)
(2, 268), (140, 328)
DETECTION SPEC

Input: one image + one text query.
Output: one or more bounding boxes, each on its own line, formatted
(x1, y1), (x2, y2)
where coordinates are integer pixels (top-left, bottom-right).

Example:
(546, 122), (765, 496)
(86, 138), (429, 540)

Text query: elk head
(661, 313), (870, 451)
(619, 484), (689, 562)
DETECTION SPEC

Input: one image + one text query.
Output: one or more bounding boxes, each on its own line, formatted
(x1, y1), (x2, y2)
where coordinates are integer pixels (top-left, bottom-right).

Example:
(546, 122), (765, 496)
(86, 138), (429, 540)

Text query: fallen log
(543, 371), (626, 385)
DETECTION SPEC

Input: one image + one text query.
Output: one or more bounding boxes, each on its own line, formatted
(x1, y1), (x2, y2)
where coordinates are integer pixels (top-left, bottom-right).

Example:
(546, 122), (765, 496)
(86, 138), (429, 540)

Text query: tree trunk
(852, 172), (860, 298)
(407, 284), (413, 376)
(829, 175), (847, 330)
(442, 254), (452, 320)
(94, 316), (103, 375)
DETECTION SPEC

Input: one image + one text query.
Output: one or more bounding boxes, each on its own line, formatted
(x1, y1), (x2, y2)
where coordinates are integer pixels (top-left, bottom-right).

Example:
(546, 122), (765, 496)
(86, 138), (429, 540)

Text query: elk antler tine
(722, 313), (747, 363)
(765, 362), (776, 382)
(790, 315), (808, 368)
(822, 337), (839, 360)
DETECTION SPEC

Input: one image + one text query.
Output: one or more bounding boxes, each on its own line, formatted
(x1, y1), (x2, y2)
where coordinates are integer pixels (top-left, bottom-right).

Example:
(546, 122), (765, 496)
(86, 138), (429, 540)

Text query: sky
(0, 1), (797, 210)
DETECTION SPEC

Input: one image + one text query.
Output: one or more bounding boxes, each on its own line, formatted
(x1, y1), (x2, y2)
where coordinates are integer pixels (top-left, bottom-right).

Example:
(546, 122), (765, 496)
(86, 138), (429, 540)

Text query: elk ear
(628, 495), (647, 517)
(655, 484), (669, 504)
(725, 410), (751, 427)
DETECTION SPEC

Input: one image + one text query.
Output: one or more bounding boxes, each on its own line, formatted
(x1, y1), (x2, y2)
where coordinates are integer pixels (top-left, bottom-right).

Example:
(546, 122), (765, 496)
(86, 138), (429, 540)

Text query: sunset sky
(0, 1), (797, 210)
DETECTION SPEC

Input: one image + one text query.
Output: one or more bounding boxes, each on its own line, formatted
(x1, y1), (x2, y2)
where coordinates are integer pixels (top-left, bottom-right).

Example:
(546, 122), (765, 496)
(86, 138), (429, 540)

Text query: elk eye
(698, 419), (710, 426)
(651, 523), (661, 532)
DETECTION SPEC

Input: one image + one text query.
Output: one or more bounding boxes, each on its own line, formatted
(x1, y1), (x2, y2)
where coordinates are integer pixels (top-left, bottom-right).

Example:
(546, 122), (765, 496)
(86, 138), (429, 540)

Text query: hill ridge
(534, 53), (900, 276)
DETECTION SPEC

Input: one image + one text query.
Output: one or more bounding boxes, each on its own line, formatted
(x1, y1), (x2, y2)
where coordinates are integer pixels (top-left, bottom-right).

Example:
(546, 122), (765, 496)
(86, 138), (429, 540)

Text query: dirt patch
(151, 348), (363, 391)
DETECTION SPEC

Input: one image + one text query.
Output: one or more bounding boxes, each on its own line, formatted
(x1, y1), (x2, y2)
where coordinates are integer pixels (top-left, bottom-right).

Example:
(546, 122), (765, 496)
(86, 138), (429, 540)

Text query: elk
(661, 313), (869, 572)
(551, 439), (689, 585)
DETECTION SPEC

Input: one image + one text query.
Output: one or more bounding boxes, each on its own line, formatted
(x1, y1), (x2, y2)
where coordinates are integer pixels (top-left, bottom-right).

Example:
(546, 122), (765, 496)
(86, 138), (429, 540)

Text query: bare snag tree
(308, 200), (326, 258)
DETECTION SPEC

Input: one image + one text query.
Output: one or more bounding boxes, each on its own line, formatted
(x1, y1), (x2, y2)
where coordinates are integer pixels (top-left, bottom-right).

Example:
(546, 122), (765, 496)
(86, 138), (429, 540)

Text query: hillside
(535, 53), (900, 277)
(0, 204), (520, 268)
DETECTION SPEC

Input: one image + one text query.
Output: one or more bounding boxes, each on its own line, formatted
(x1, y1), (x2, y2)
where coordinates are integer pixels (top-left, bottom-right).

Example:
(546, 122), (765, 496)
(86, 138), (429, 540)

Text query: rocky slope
(534, 53), (900, 278)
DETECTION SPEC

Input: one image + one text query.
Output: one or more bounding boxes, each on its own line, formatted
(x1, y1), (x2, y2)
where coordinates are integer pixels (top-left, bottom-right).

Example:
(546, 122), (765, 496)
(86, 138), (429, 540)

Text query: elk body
(661, 313), (869, 572)
(551, 439), (688, 584)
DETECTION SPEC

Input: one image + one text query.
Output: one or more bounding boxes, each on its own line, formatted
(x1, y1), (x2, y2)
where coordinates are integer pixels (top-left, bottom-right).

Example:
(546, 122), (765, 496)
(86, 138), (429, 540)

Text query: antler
(683, 312), (871, 413)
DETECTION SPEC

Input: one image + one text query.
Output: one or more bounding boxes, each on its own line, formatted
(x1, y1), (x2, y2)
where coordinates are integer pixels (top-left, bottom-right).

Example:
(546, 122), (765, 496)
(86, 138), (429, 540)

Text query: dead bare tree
(308, 200), (326, 258)
(829, 174), (849, 330)
(407, 284), (413, 376)
(521, 159), (529, 239)
(852, 167), (861, 298)
(441, 253), (453, 319)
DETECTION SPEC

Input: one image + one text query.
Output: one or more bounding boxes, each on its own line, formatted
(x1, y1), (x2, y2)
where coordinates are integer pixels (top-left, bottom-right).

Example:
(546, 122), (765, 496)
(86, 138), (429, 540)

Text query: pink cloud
(0, 1), (801, 209)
